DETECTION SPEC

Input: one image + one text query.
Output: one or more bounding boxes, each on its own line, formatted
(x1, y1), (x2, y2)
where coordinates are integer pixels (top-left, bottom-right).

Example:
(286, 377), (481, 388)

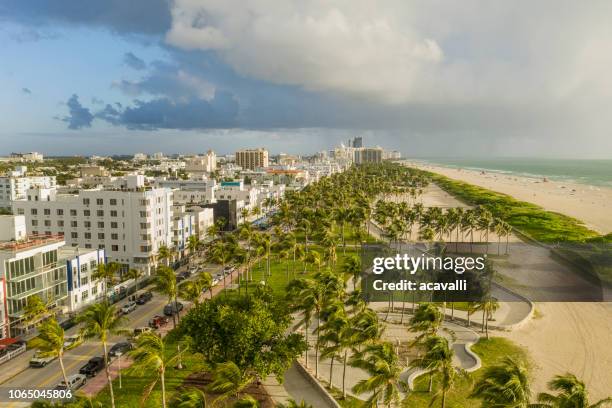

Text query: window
(85, 244), (91, 248)
(84, 221), (91, 228)
(111, 222), (118, 228)
(42, 250), (57, 266)
(91, 285), (98, 295)
(96, 198), (103, 205)
(31, 220), (38, 226)
(97, 222), (104, 228)
(111, 233), (118, 240)
(84, 209), (90, 216)
(70, 209), (77, 216)
(110, 210), (117, 217)
(31, 209), (37, 215)
(44, 208), (50, 215)
(98, 244), (105, 249)
(89, 260), (97, 270)
(97, 210), (104, 217)
(80, 264), (87, 273)
(58, 220), (64, 227)
(44, 220), (51, 227)
(71, 232), (78, 238)
(17, 208), (24, 215)
(98, 233), (105, 239)
(111, 245), (119, 251)
(83, 198), (90, 205)
(81, 290), (89, 300)
(110, 199), (117, 205)
(84, 232), (91, 239)
(70, 220), (78, 227)
(8, 256), (35, 279)
(81, 276), (89, 285)
(57, 209), (64, 216)
(45, 231), (52, 236)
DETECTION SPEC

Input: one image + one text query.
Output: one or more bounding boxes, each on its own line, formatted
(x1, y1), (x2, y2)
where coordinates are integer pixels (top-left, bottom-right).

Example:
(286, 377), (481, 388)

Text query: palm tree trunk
(342, 349), (348, 398)
(305, 318), (309, 368)
(161, 368), (167, 408)
(315, 312), (321, 378)
(428, 373), (433, 392)
(58, 352), (69, 392)
(329, 356), (334, 387)
(103, 341), (116, 408)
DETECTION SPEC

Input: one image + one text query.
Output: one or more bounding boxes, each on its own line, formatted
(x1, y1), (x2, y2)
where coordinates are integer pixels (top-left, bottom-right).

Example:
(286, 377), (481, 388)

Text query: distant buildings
(184, 150), (217, 175)
(354, 147), (383, 164)
(0, 171), (56, 209)
(235, 148), (269, 170)
(352, 136), (363, 148)
(8, 152), (44, 162)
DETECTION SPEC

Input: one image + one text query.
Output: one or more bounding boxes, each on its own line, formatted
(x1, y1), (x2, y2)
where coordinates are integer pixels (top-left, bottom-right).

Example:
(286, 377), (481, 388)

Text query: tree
(233, 395), (260, 408)
(129, 332), (187, 408)
(471, 357), (531, 407)
(208, 361), (254, 406)
(77, 302), (128, 408)
(187, 235), (200, 257)
(155, 266), (180, 327)
(22, 294), (49, 329)
(157, 244), (173, 267)
(92, 261), (120, 296)
(409, 303), (443, 342)
(536, 373), (612, 408)
(409, 335), (453, 394)
(209, 240), (236, 292)
(29, 318), (72, 390)
(342, 255), (361, 291)
(125, 268), (143, 290)
(276, 399), (313, 408)
(350, 342), (403, 408)
(179, 295), (306, 382)
(170, 387), (208, 408)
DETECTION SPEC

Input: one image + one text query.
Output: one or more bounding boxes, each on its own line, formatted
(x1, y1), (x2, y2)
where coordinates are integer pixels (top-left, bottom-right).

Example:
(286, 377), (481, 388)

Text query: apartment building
(0, 215), (68, 336)
(155, 177), (218, 205)
(184, 150), (216, 175)
(12, 181), (173, 274)
(62, 246), (105, 312)
(217, 181), (259, 213)
(0, 174), (56, 209)
(235, 148), (269, 170)
(354, 147), (383, 164)
(171, 205), (196, 256)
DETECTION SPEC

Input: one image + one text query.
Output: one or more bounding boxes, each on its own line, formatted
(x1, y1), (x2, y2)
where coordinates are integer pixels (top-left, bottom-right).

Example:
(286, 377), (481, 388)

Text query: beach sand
(396, 177), (612, 400)
(407, 162), (612, 235)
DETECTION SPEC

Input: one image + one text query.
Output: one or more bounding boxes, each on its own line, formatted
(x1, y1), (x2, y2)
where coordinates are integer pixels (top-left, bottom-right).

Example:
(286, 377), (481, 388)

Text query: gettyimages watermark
(360, 242), (612, 302)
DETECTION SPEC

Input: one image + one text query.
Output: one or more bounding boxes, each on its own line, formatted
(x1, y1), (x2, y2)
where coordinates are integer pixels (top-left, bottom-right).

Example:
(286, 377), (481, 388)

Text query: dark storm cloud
(95, 90), (239, 130)
(62, 94), (94, 129)
(0, 0), (171, 35)
(123, 52), (146, 70)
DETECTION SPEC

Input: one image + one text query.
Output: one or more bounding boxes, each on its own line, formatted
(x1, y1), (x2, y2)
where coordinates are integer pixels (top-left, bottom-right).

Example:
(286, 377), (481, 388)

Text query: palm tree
(207, 361), (254, 406)
(342, 255), (361, 291)
(170, 387), (208, 408)
(536, 373), (612, 408)
(276, 399), (313, 408)
(409, 335), (453, 394)
(29, 318), (71, 389)
(179, 272), (212, 306)
(92, 261), (120, 297)
(286, 279), (316, 369)
(350, 342), (403, 408)
(409, 303), (443, 341)
(318, 302), (352, 393)
(475, 296), (500, 339)
(257, 234), (272, 279)
(129, 331), (187, 408)
(233, 396), (260, 408)
(125, 268), (143, 290)
(471, 357), (531, 407)
(77, 302), (128, 408)
(209, 240), (235, 292)
(22, 294), (50, 330)
(187, 235), (200, 257)
(157, 244), (173, 267)
(154, 266), (179, 327)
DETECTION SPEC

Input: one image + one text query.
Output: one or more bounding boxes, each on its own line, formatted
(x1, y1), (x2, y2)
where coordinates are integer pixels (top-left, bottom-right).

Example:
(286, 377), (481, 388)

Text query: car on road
(176, 275), (186, 283)
(148, 315), (169, 329)
(163, 302), (183, 316)
(189, 267), (198, 275)
(121, 301), (137, 314)
(79, 356), (105, 377)
(63, 334), (84, 350)
(223, 266), (235, 275)
(178, 271), (190, 280)
(133, 326), (153, 337)
(29, 351), (57, 367)
(108, 341), (133, 359)
(55, 374), (87, 390)
(59, 318), (77, 331)
(136, 291), (153, 305)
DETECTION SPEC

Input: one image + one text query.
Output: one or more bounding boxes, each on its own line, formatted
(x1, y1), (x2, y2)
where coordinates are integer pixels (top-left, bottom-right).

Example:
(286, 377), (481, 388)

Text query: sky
(1, 1), (612, 158)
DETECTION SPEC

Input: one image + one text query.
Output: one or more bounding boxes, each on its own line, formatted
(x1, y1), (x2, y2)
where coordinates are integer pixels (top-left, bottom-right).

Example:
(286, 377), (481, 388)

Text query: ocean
(408, 158), (612, 188)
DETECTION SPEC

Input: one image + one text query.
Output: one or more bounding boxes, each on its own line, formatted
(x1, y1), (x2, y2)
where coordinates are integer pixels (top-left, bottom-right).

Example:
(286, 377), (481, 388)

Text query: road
(0, 260), (222, 407)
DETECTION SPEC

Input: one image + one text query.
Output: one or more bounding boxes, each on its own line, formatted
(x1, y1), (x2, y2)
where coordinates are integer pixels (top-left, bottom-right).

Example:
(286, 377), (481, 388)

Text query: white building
(133, 153), (148, 162)
(0, 215), (68, 336)
(217, 181), (259, 213)
(12, 181), (174, 274)
(9, 152), (44, 162)
(185, 150), (216, 175)
(172, 205), (196, 256)
(61, 246), (106, 312)
(354, 147), (383, 164)
(0, 174), (56, 209)
(155, 177), (218, 205)
(184, 206), (214, 241)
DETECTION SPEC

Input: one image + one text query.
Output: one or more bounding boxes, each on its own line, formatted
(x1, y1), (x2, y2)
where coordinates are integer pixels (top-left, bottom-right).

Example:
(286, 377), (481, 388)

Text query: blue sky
(1, 1), (612, 157)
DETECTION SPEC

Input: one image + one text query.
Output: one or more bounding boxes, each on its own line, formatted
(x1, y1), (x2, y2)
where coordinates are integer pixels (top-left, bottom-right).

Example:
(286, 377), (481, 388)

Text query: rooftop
(0, 234), (64, 252)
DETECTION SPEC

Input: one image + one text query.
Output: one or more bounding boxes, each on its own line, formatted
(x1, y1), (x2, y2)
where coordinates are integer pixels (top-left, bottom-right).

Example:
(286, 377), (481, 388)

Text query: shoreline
(404, 161), (612, 235)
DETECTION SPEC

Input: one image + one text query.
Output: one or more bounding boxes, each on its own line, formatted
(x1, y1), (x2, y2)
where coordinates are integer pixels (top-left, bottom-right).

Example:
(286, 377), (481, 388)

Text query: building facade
(354, 147), (383, 164)
(235, 148), (269, 170)
(0, 175), (56, 209)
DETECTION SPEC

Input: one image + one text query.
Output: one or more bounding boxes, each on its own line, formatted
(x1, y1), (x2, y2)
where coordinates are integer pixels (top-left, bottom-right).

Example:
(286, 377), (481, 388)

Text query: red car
(148, 315), (169, 329)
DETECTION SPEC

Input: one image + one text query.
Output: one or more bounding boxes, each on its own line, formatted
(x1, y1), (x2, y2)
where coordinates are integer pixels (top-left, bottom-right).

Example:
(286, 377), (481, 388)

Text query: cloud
(22, 87), (32, 94)
(61, 94), (94, 129)
(123, 52), (146, 70)
(94, 90), (239, 130)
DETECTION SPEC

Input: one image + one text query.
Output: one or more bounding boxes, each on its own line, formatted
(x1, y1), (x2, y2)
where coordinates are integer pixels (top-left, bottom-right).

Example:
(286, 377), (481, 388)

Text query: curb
(294, 359), (341, 408)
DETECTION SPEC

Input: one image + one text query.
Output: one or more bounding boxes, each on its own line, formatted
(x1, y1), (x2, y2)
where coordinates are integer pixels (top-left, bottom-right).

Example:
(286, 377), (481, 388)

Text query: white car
(30, 351), (57, 367)
(56, 374), (87, 390)
(63, 334), (83, 349)
(121, 301), (137, 314)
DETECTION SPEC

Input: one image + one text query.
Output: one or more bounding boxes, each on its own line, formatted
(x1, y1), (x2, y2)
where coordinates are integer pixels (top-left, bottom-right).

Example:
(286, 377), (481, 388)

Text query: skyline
(2, 1), (612, 158)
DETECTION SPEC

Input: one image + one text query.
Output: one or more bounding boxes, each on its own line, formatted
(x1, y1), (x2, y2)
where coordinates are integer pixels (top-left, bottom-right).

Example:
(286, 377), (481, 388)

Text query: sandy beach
(406, 162), (612, 235)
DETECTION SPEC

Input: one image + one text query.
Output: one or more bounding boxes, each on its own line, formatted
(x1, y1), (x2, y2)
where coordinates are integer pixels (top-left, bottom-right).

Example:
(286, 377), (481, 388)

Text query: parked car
(63, 334), (84, 350)
(29, 351), (57, 367)
(133, 327), (152, 337)
(59, 318), (77, 331)
(189, 267), (198, 275)
(148, 315), (169, 329)
(55, 374), (87, 390)
(121, 301), (137, 315)
(108, 341), (133, 359)
(136, 291), (153, 305)
(79, 356), (105, 377)
(223, 266), (235, 275)
(163, 302), (183, 316)
(178, 271), (190, 280)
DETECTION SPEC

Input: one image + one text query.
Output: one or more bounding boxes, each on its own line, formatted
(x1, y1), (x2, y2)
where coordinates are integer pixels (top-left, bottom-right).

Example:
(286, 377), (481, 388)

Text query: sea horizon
(404, 157), (612, 188)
